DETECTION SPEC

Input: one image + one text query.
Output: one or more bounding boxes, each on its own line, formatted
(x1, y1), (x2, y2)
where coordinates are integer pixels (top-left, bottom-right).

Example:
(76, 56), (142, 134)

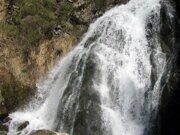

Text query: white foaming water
(8, 0), (166, 135)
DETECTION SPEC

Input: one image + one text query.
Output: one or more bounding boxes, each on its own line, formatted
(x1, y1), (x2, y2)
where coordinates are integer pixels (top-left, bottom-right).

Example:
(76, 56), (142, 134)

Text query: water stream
(8, 0), (166, 135)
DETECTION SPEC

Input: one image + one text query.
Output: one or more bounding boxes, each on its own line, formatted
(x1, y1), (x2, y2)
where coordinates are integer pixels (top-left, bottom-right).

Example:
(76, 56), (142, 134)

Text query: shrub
(3, 0), (57, 46)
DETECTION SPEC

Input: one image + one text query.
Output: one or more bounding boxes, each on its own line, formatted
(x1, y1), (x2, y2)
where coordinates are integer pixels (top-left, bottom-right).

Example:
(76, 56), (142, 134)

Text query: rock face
(17, 121), (29, 131)
(0, 0), (129, 119)
(0, 123), (8, 132)
(1, 0), (180, 135)
(159, 0), (180, 135)
(0, 0), (77, 118)
(57, 0), (129, 26)
(51, 44), (103, 135)
(72, 52), (102, 135)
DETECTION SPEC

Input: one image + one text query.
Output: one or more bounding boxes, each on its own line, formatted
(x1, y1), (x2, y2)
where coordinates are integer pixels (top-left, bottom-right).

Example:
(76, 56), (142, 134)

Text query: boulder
(72, 49), (103, 135)
(2, 117), (11, 124)
(17, 121), (29, 131)
(0, 131), (7, 135)
(0, 123), (8, 132)
(30, 130), (68, 135)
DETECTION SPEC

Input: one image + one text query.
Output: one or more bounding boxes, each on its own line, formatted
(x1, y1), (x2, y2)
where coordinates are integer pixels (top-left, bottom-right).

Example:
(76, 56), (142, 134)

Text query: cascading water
(7, 0), (167, 135)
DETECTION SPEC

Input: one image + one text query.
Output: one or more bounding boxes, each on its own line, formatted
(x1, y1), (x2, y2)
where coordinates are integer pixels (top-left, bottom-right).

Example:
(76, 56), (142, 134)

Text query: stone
(0, 123), (8, 132)
(0, 131), (7, 135)
(30, 130), (55, 135)
(72, 53), (103, 135)
(0, 102), (8, 122)
(2, 117), (12, 123)
(30, 130), (69, 135)
(17, 121), (29, 131)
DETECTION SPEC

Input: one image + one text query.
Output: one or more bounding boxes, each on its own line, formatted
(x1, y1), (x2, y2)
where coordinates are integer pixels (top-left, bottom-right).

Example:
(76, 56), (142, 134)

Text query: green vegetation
(1, 0), (57, 46)
(59, 2), (74, 23)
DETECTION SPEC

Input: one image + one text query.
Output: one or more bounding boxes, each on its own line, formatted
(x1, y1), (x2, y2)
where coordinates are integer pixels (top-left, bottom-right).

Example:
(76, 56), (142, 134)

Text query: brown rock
(30, 130), (69, 135)
(30, 130), (55, 135)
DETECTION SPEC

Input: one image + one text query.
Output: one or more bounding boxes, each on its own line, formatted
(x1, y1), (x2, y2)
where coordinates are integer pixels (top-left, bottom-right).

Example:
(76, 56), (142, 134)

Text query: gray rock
(17, 121), (29, 131)
(0, 131), (7, 135)
(0, 123), (8, 132)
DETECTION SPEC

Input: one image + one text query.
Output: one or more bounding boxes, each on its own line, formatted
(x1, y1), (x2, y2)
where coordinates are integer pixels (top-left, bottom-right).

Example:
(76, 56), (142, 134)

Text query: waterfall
(8, 0), (166, 135)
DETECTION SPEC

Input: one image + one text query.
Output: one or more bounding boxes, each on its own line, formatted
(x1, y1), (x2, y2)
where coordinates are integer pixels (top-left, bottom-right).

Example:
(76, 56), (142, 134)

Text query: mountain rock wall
(0, 0), (129, 118)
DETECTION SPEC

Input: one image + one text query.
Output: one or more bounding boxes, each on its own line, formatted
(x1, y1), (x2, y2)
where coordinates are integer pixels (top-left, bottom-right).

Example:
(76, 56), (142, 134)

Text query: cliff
(0, 0), (129, 118)
(1, 0), (180, 135)
(159, 0), (180, 135)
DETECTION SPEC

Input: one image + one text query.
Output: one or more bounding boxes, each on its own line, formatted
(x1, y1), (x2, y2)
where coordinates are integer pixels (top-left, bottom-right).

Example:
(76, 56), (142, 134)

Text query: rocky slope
(0, 0), (180, 135)
(0, 0), (129, 121)
(0, 0), (77, 117)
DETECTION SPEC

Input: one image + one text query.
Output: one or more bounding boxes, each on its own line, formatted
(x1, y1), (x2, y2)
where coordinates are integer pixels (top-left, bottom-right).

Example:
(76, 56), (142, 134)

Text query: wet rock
(0, 98), (8, 122)
(73, 52), (103, 135)
(159, 0), (180, 135)
(0, 131), (7, 135)
(2, 117), (11, 124)
(17, 121), (29, 131)
(52, 47), (102, 135)
(0, 123), (8, 132)
(30, 130), (68, 135)
(0, 113), (8, 123)
(30, 130), (55, 135)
